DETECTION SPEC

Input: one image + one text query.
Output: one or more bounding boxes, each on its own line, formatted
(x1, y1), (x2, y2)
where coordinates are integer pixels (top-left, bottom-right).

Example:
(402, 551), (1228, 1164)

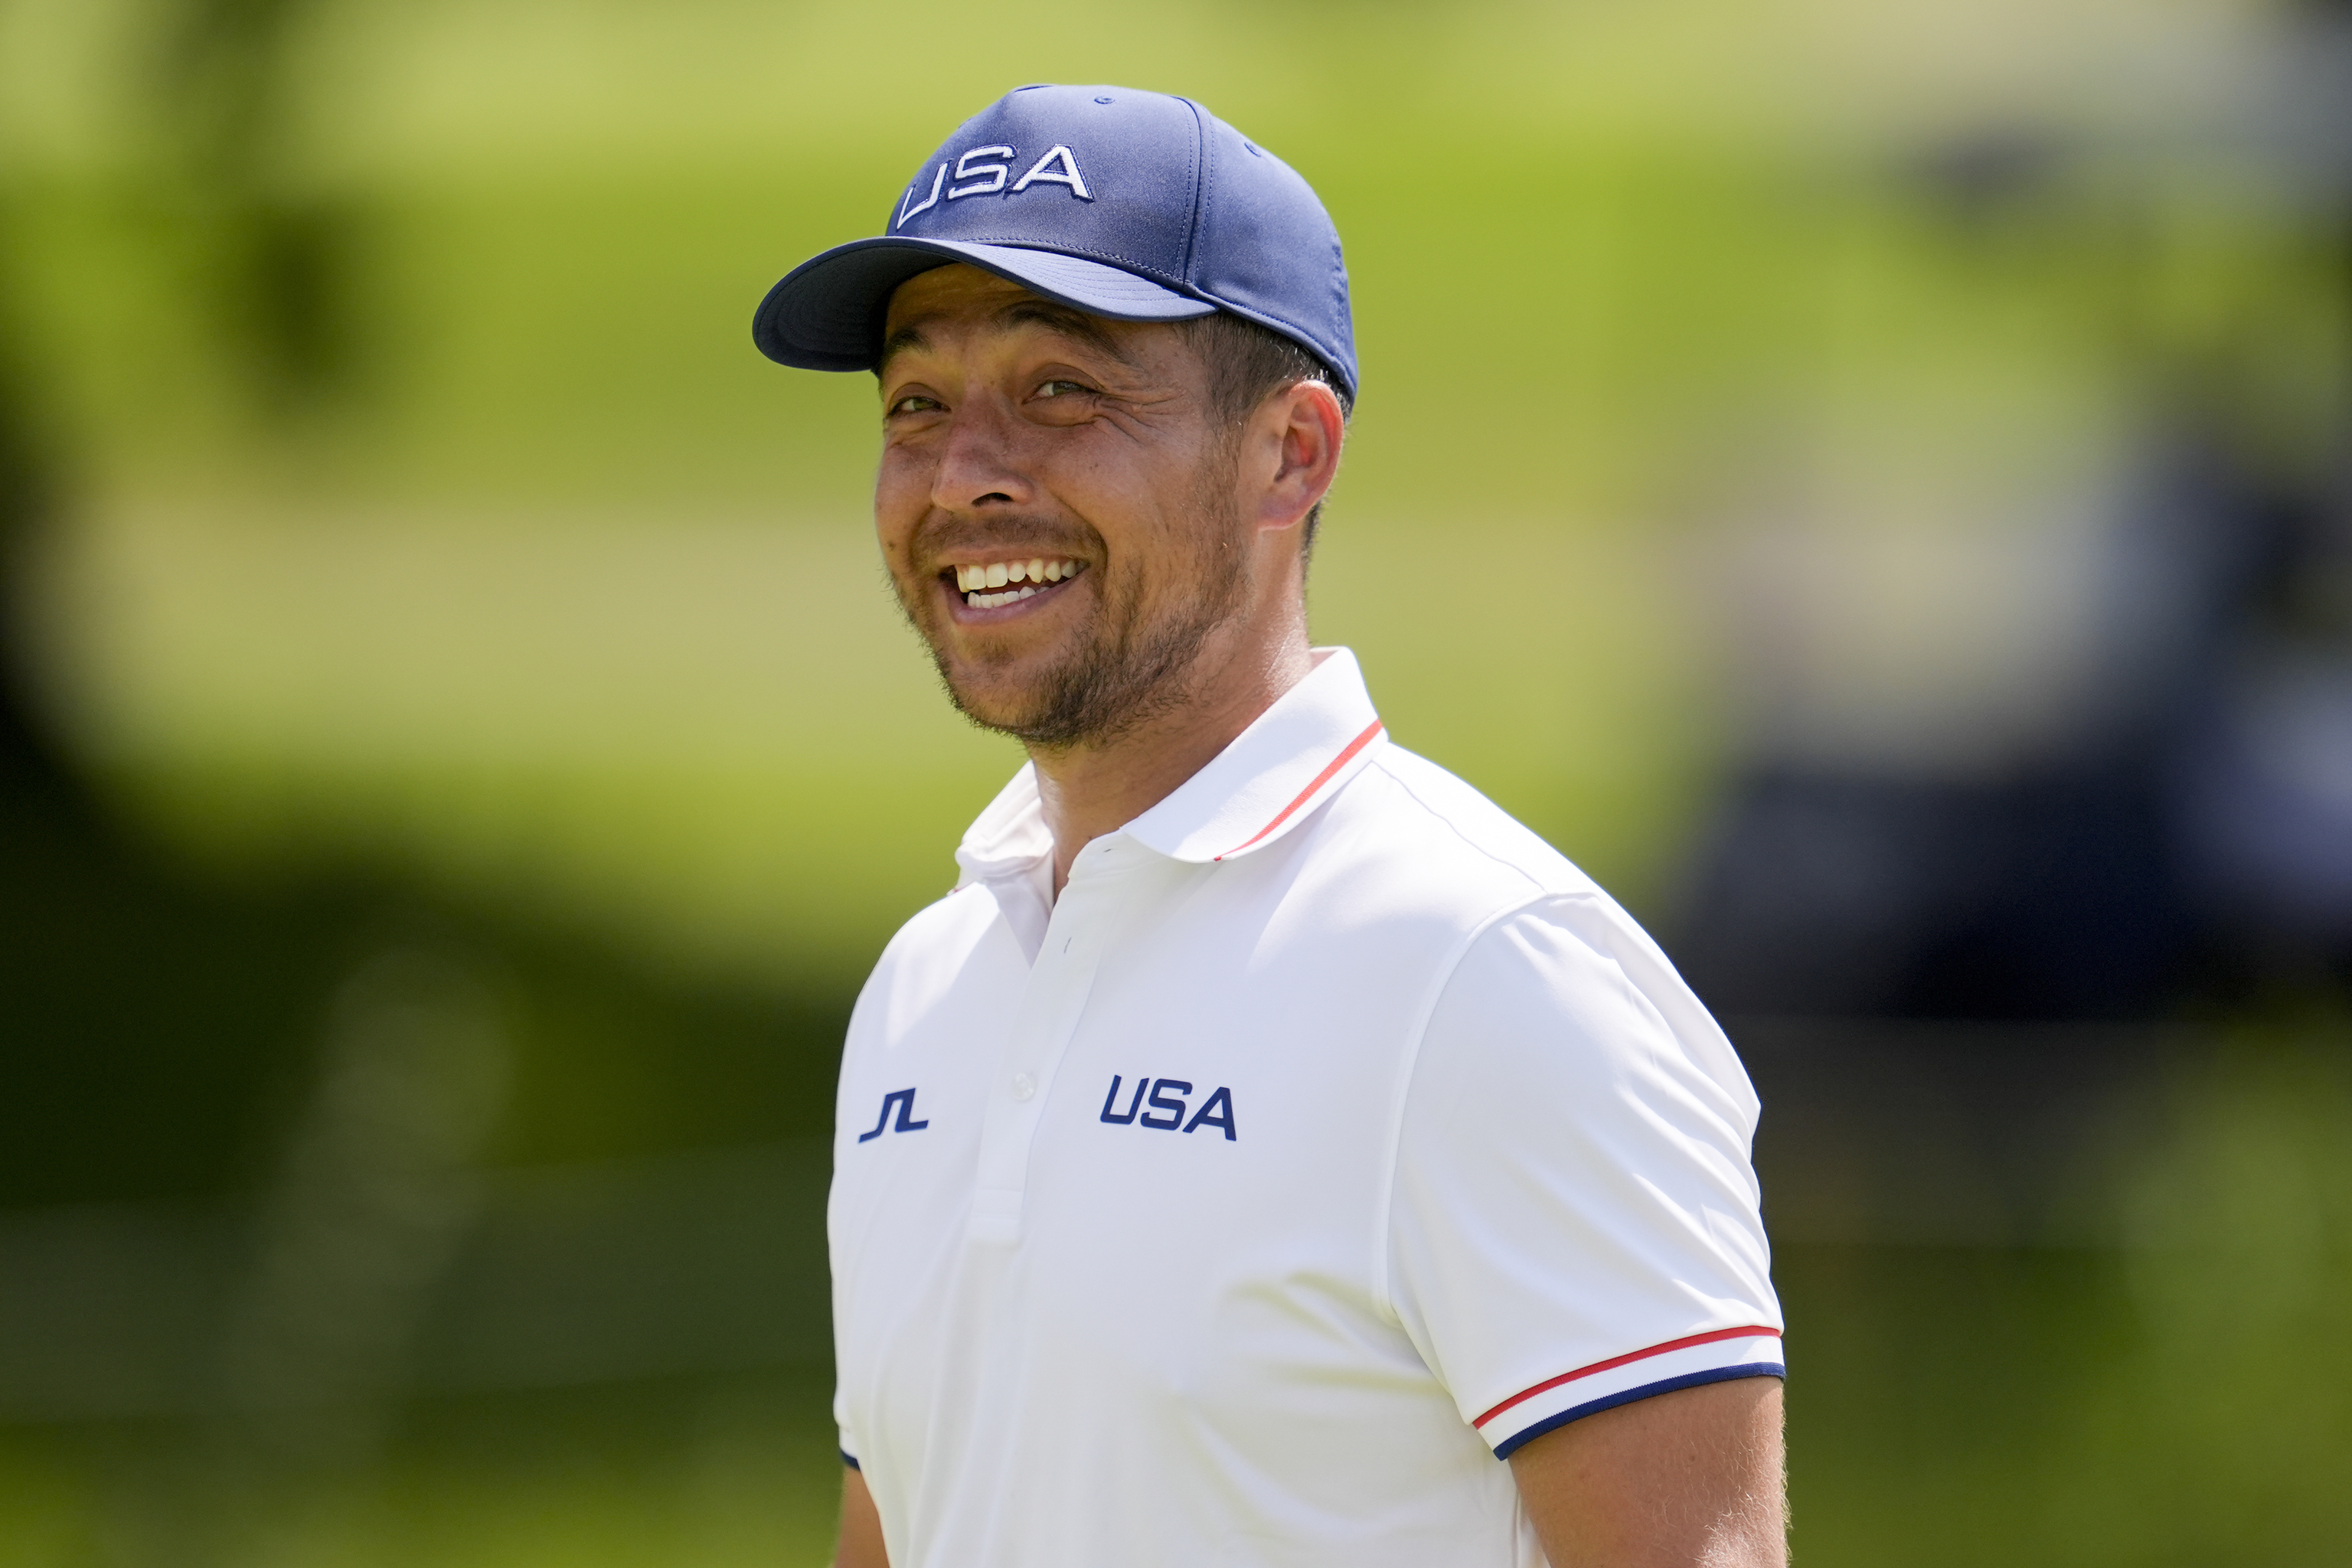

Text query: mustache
(909, 511), (1099, 569)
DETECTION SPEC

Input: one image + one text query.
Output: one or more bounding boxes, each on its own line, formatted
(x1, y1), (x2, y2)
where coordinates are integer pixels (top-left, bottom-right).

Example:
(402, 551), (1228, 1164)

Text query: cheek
(874, 444), (923, 504)
(872, 453), (929, 557)
(1047, 440), (1210, 553)
(1047, 438), (1155, 509)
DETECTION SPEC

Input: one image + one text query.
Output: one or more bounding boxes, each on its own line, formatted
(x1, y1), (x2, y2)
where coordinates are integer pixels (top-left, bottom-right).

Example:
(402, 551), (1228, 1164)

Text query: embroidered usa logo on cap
(751, 83), (1357, 400)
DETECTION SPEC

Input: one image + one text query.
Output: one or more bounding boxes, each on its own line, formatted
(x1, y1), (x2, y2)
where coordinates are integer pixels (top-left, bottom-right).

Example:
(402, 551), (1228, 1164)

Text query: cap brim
(752, 238), (1216, 371)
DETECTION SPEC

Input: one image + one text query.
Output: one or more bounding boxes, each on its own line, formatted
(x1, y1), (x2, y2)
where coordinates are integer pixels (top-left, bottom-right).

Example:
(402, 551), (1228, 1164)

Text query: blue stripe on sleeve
(1489, 1363), (1785, 1461)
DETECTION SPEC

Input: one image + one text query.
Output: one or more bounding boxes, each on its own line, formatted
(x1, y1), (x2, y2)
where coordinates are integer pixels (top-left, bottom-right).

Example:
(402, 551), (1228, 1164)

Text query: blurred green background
(3, 0), (2350, 1563)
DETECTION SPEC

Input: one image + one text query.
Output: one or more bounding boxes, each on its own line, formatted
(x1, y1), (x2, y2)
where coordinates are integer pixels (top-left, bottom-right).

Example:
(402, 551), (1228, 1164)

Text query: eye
(1034, 379), (1089, 400)
(887, 392), (943, 416)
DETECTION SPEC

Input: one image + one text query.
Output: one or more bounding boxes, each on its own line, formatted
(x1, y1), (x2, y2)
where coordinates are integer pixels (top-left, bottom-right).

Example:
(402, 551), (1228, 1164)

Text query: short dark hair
(1174, 312), (1351, 554)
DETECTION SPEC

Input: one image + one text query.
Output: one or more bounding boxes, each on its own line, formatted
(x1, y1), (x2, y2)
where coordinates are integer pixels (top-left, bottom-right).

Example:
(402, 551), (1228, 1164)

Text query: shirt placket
(967, 837), (1153, 1245)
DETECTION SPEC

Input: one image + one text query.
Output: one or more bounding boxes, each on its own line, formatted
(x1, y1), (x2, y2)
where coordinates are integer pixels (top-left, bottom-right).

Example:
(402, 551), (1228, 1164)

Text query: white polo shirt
(828, 648), (1782, 1568)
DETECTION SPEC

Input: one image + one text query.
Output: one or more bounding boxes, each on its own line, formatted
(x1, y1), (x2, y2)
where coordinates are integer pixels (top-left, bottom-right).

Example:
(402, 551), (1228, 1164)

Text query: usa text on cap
(750, 83), (1357, 400)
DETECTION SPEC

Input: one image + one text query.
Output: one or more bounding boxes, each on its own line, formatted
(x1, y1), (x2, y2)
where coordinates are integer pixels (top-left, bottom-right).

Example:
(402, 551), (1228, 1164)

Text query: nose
(930, 395), (1034, 515)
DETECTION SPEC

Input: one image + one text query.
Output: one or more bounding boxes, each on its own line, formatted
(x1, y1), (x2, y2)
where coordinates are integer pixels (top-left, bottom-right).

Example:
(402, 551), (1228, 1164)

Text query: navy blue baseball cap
(751, 84), (1356, 400)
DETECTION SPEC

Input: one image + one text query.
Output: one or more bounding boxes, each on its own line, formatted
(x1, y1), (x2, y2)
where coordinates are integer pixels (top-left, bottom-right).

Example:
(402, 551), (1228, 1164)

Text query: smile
(946, 557), (1087, 610)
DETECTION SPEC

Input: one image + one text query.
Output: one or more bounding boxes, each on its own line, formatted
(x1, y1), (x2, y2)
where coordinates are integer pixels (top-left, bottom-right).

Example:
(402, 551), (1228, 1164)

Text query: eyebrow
(876, 295), (1140, 381)
(997, 298), (1139, 367)
(877, 322), (932, 377)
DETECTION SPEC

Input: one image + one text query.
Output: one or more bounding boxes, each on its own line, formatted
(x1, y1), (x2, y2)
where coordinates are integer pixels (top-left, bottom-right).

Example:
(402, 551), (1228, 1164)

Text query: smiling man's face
(873, 264), (1257, 749)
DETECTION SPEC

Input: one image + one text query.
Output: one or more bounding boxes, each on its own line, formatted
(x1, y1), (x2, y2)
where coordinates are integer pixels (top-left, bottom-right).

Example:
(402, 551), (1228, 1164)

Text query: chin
(936, 660), (1062, 737)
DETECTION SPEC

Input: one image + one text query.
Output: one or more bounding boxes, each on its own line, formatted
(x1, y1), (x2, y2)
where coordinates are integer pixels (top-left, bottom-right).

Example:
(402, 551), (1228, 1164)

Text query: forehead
(880, 263), (1158, 371)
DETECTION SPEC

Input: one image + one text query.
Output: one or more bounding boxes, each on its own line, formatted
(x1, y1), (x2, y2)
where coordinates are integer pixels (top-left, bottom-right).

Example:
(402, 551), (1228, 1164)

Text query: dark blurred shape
(0, 10), (852, 1469)
(1907, 128), (2063, 228)
(211, 949), (511, 1465)
(1675, 430), (2341, 1018)
(0, 277), (71, 796)
(226, 194), (361, 403)
(0, 204), (343, 1212)
(0, 0), (376, 1219)
(156, 0), (361, 408)
(1673, 762), (2192, 1020)
(2167, 384), (2352, 975)
(0, 1139), (832, 1426)
(0, 335), (373, 1204)
(1675, 26), (2352, 1019)
(1681, 431), (2352, 1020)
(1736, 1018), (2175, 1246)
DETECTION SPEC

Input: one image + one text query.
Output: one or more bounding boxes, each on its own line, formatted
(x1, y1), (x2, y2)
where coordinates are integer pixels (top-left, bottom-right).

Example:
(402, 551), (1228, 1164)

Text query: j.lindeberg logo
(856, 1087), (930, 1142)
(896, 144), (1093, 228)
(1098, 1073), (1236, 1141)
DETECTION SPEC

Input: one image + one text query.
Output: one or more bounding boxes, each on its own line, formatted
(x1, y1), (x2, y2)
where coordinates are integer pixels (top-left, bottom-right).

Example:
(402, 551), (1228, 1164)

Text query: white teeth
(966, 585), (1039, 609)
(953, 559), (1083, 606)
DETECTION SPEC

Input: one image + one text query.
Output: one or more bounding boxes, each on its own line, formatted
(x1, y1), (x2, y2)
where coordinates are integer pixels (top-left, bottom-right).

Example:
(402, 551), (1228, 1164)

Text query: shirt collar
(953, 760), (1054, 888)
(952, 647), (1387, 887)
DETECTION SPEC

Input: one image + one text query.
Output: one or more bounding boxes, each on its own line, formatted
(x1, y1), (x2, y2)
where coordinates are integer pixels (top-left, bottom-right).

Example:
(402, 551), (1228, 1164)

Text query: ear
(1247, 380), (1347, 535)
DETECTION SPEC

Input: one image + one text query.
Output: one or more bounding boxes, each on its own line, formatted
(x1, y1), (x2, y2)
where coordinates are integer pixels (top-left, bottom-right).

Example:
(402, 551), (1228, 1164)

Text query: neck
(1031, 615), (1313, 897)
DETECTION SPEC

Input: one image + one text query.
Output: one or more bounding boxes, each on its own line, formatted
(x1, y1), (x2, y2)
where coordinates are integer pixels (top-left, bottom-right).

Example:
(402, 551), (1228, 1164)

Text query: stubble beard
(902, 482), (1251, 752)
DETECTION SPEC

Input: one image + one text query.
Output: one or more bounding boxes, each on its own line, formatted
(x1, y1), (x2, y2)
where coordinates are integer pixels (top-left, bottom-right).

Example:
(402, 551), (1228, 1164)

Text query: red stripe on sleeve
(1472, 1326), (1784, 1429)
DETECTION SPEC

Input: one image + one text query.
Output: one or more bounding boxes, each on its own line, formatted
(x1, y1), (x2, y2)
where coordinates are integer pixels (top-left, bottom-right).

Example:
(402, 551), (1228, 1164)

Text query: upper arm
(1508, 1376), (1786, 1567)
(833, 1464), (888, 1568)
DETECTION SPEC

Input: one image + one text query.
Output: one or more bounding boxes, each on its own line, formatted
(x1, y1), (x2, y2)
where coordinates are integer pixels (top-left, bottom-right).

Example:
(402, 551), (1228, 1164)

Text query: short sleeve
(1386, 895), (1783, 1460)
(835, 1380), (859, 1468)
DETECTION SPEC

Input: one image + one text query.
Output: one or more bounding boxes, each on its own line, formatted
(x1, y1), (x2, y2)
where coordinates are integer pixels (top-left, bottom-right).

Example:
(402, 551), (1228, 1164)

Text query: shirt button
(1011, 1073), (1037, 1101)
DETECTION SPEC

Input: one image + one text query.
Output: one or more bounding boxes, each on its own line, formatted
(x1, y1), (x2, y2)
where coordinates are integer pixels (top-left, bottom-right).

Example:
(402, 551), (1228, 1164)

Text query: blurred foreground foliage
(0, 1017), (2345, 1567)
(1792, 1010), (2352, 1566)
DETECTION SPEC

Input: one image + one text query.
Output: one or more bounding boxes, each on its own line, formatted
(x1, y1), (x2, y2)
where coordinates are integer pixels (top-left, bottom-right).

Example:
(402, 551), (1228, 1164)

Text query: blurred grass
(20, 128), (2322, 983)
(0, 1373), (846, 1568)
(8, 3), (2334, 994)
(1786, 1016), (2352, 1567)
(1, 1020), (2345, 1567)
(31, 500), (1715, 986)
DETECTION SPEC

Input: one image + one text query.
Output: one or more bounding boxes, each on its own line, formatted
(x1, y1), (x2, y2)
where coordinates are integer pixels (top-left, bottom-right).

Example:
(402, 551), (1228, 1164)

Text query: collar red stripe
(1472, 1325), (1784, 1429)
(1213, 719), (1384, 861)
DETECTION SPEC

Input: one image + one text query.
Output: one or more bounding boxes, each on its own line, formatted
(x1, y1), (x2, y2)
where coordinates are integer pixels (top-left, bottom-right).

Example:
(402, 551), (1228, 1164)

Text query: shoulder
(1293, 742), (1602, 927)
(848, 881), (1007, 1039)
(1422, 893), (1756, 1128)
(1281, 747), (1736, 1078)
(1359, 745), (1592, 892)
(1330, 748), (1749, 1116)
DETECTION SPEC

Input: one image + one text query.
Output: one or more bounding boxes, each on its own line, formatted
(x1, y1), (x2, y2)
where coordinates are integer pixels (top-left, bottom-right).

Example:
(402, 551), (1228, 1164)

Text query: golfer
(752, 83), (1786, 1568)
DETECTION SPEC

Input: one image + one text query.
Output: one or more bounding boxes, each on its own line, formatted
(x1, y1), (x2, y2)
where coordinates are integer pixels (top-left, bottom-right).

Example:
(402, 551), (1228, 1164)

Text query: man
(751, 84), (1785, 1567)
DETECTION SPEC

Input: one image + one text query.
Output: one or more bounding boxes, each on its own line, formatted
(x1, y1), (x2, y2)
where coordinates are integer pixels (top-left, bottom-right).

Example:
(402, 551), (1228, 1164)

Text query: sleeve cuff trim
(1489, 1364), (1785, 1460)
(840, 1449), (861, 1470)
(1473, 1325), (1783, 1429)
